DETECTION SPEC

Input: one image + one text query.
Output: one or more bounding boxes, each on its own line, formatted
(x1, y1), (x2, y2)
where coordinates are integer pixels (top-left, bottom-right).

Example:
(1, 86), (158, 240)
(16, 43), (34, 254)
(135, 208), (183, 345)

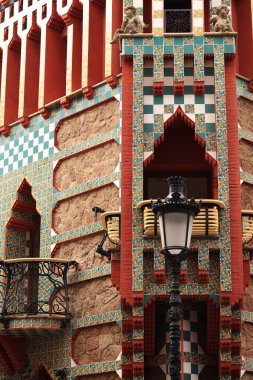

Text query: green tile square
(197, 132), (205, 140)
(154, 96), (164, 104)
(184, 86), (194, 94)
(154, 132), (162, 141)
(191, 342), (198, 353)
(144, 86), (153, 95)
(34, 146), (38, 154)
(28, 140), (33, 148)
(134, 38), (143, 46)
(206, 123), (216, 132)
(204, 67), (214, 77)
(184, 374), (191, 380)
(154, 37), (163, 45)
(164, 87), (174, 95)
(144, 68), (153, 77)
(14, 139), (19, 147)
(164, 45), (174, 54)
(124, 46), (133, 55)
(205, 104), (215, 113)
(183, 330), (190, 341)
(185, 67), (194, 76)
(175, 95), (184, 104)
(195, 95), (205, 104)
(194, 36), (203, 45)
(144, 124), (154, 132)
(191, 364), (198, 374)
(44, 141), (49, 149)
(39, 136), (44, 144)
(224, 44), (235, 54)
(214, 36), (223, 44)
(9, 148), (14, 156)
(204, 45), (213, 54)
(205, 85), (215, 94)
(174, 37), (183, 45)
(144, 46), (153, 55)
(184, 45), (194, 54)
(164, 68), (173, 76)
(144, 105), (154, 114)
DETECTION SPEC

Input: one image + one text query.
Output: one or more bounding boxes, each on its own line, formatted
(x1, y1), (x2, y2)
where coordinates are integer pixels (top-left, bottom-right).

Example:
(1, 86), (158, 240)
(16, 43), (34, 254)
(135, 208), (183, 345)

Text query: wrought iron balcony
(137, 199), (225, 239)
(0, 258), (76, 328)
(242, 210), (253, 247)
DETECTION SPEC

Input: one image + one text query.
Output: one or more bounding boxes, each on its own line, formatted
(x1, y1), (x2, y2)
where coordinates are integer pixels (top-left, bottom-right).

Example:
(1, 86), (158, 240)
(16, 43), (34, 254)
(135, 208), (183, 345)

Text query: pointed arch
(144, 106), (217, 199)
(5, 179), (41, 260)
(144, 106), (216, 168)
(31, 363), (53, 379)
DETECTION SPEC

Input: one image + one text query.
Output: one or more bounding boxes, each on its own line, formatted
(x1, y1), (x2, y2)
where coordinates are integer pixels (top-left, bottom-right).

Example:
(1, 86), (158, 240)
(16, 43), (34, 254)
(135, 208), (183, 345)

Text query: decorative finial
(110, 6), (149, 44)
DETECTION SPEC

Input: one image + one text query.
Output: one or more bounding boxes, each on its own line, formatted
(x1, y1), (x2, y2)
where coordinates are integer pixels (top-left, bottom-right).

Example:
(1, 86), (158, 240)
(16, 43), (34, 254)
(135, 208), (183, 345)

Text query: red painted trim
(225, 58), (243, 306)
(6, 217), (34, 231)
(111, 0), (122, 76)
(120, 56), (133, 305)
(12, 199), (37, 215)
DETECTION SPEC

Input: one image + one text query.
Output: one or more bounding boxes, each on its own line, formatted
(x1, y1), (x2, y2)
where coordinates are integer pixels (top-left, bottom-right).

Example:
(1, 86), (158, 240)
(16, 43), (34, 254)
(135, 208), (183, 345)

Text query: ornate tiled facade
(0, 0), (252, 379)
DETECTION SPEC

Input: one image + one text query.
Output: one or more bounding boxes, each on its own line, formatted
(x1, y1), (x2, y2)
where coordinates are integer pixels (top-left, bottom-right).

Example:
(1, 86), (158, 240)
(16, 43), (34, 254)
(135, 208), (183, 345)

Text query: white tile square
(205, 94), (215, 104)
(195, 104), (205, 113)
(144, 77), (153, 86)
(144, 114), (154, 123)
(183, 362), (191, 373)
(164, 95), (175, 104)
(205, 113), (215, 123)
(164, 77), (173, 86)
(205, 76), (214, 85)
(184, 95), (195, 104)
(184, 76), (194, 85)
(154, 104), (164, 114)
(144, 95), (154, 105)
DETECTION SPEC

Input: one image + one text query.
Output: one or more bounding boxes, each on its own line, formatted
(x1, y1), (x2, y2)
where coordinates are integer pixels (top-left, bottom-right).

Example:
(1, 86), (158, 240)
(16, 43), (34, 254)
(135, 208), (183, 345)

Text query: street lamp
(152, 176), (200, 380)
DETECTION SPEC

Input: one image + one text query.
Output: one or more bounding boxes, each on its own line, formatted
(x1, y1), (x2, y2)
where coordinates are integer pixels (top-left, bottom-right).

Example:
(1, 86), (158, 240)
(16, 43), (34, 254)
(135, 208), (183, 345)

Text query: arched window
(5, 179), (40, 260)
(164, 0), (192, 33)
(5, 180), (41, 315)
(144, 109), (217, 200)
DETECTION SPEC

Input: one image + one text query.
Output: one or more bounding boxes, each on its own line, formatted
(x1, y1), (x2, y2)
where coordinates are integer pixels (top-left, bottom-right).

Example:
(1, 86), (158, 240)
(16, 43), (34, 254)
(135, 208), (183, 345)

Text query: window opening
(164, 0), (192, 33)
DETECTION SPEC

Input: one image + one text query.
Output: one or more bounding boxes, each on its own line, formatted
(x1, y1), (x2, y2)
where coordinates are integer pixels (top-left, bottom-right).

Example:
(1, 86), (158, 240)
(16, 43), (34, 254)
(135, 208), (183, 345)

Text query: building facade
(0, 0), (253, 378)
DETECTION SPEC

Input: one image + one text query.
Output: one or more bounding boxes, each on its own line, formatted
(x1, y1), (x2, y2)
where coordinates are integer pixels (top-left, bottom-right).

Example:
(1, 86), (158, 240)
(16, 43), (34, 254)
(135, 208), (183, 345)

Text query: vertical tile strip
(192, 0), (204, 35)
(194, 44), (205, 82)
(174, 44), (184, 83)
(132, 45), (144, 293)
(152, 0), (164, 36)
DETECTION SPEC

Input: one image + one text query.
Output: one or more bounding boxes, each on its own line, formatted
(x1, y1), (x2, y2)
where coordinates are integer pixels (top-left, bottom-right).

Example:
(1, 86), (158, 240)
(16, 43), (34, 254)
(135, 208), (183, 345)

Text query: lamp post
(152, 176), (200, 380)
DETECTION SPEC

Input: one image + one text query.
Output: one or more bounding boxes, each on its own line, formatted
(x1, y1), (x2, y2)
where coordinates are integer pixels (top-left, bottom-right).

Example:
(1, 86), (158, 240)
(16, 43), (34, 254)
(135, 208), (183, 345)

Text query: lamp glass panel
(159, 211), (193, 254)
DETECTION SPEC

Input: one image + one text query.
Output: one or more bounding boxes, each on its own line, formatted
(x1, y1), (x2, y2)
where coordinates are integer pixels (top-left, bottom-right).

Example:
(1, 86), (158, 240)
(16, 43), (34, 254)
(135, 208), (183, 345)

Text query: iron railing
(0, 258), (76, 328)
(165, 9), (192, 33)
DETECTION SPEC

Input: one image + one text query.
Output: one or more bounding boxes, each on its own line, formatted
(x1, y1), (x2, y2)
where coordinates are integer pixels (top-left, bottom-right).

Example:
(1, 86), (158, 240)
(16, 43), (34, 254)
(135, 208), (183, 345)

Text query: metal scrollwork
(0, 259), (76, 327)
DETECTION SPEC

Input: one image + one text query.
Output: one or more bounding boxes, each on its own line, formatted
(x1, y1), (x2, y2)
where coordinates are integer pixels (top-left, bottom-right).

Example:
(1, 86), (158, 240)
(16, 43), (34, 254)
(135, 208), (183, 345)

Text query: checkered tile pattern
(160, 310), (205, 379)
(0, 123), (55, 175)
(143, 59), (216, 161)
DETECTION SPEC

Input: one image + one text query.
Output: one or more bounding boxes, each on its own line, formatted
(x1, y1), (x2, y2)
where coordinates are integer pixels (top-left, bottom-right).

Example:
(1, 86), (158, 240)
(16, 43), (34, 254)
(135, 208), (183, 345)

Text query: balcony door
(164, 0), (192, 33)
